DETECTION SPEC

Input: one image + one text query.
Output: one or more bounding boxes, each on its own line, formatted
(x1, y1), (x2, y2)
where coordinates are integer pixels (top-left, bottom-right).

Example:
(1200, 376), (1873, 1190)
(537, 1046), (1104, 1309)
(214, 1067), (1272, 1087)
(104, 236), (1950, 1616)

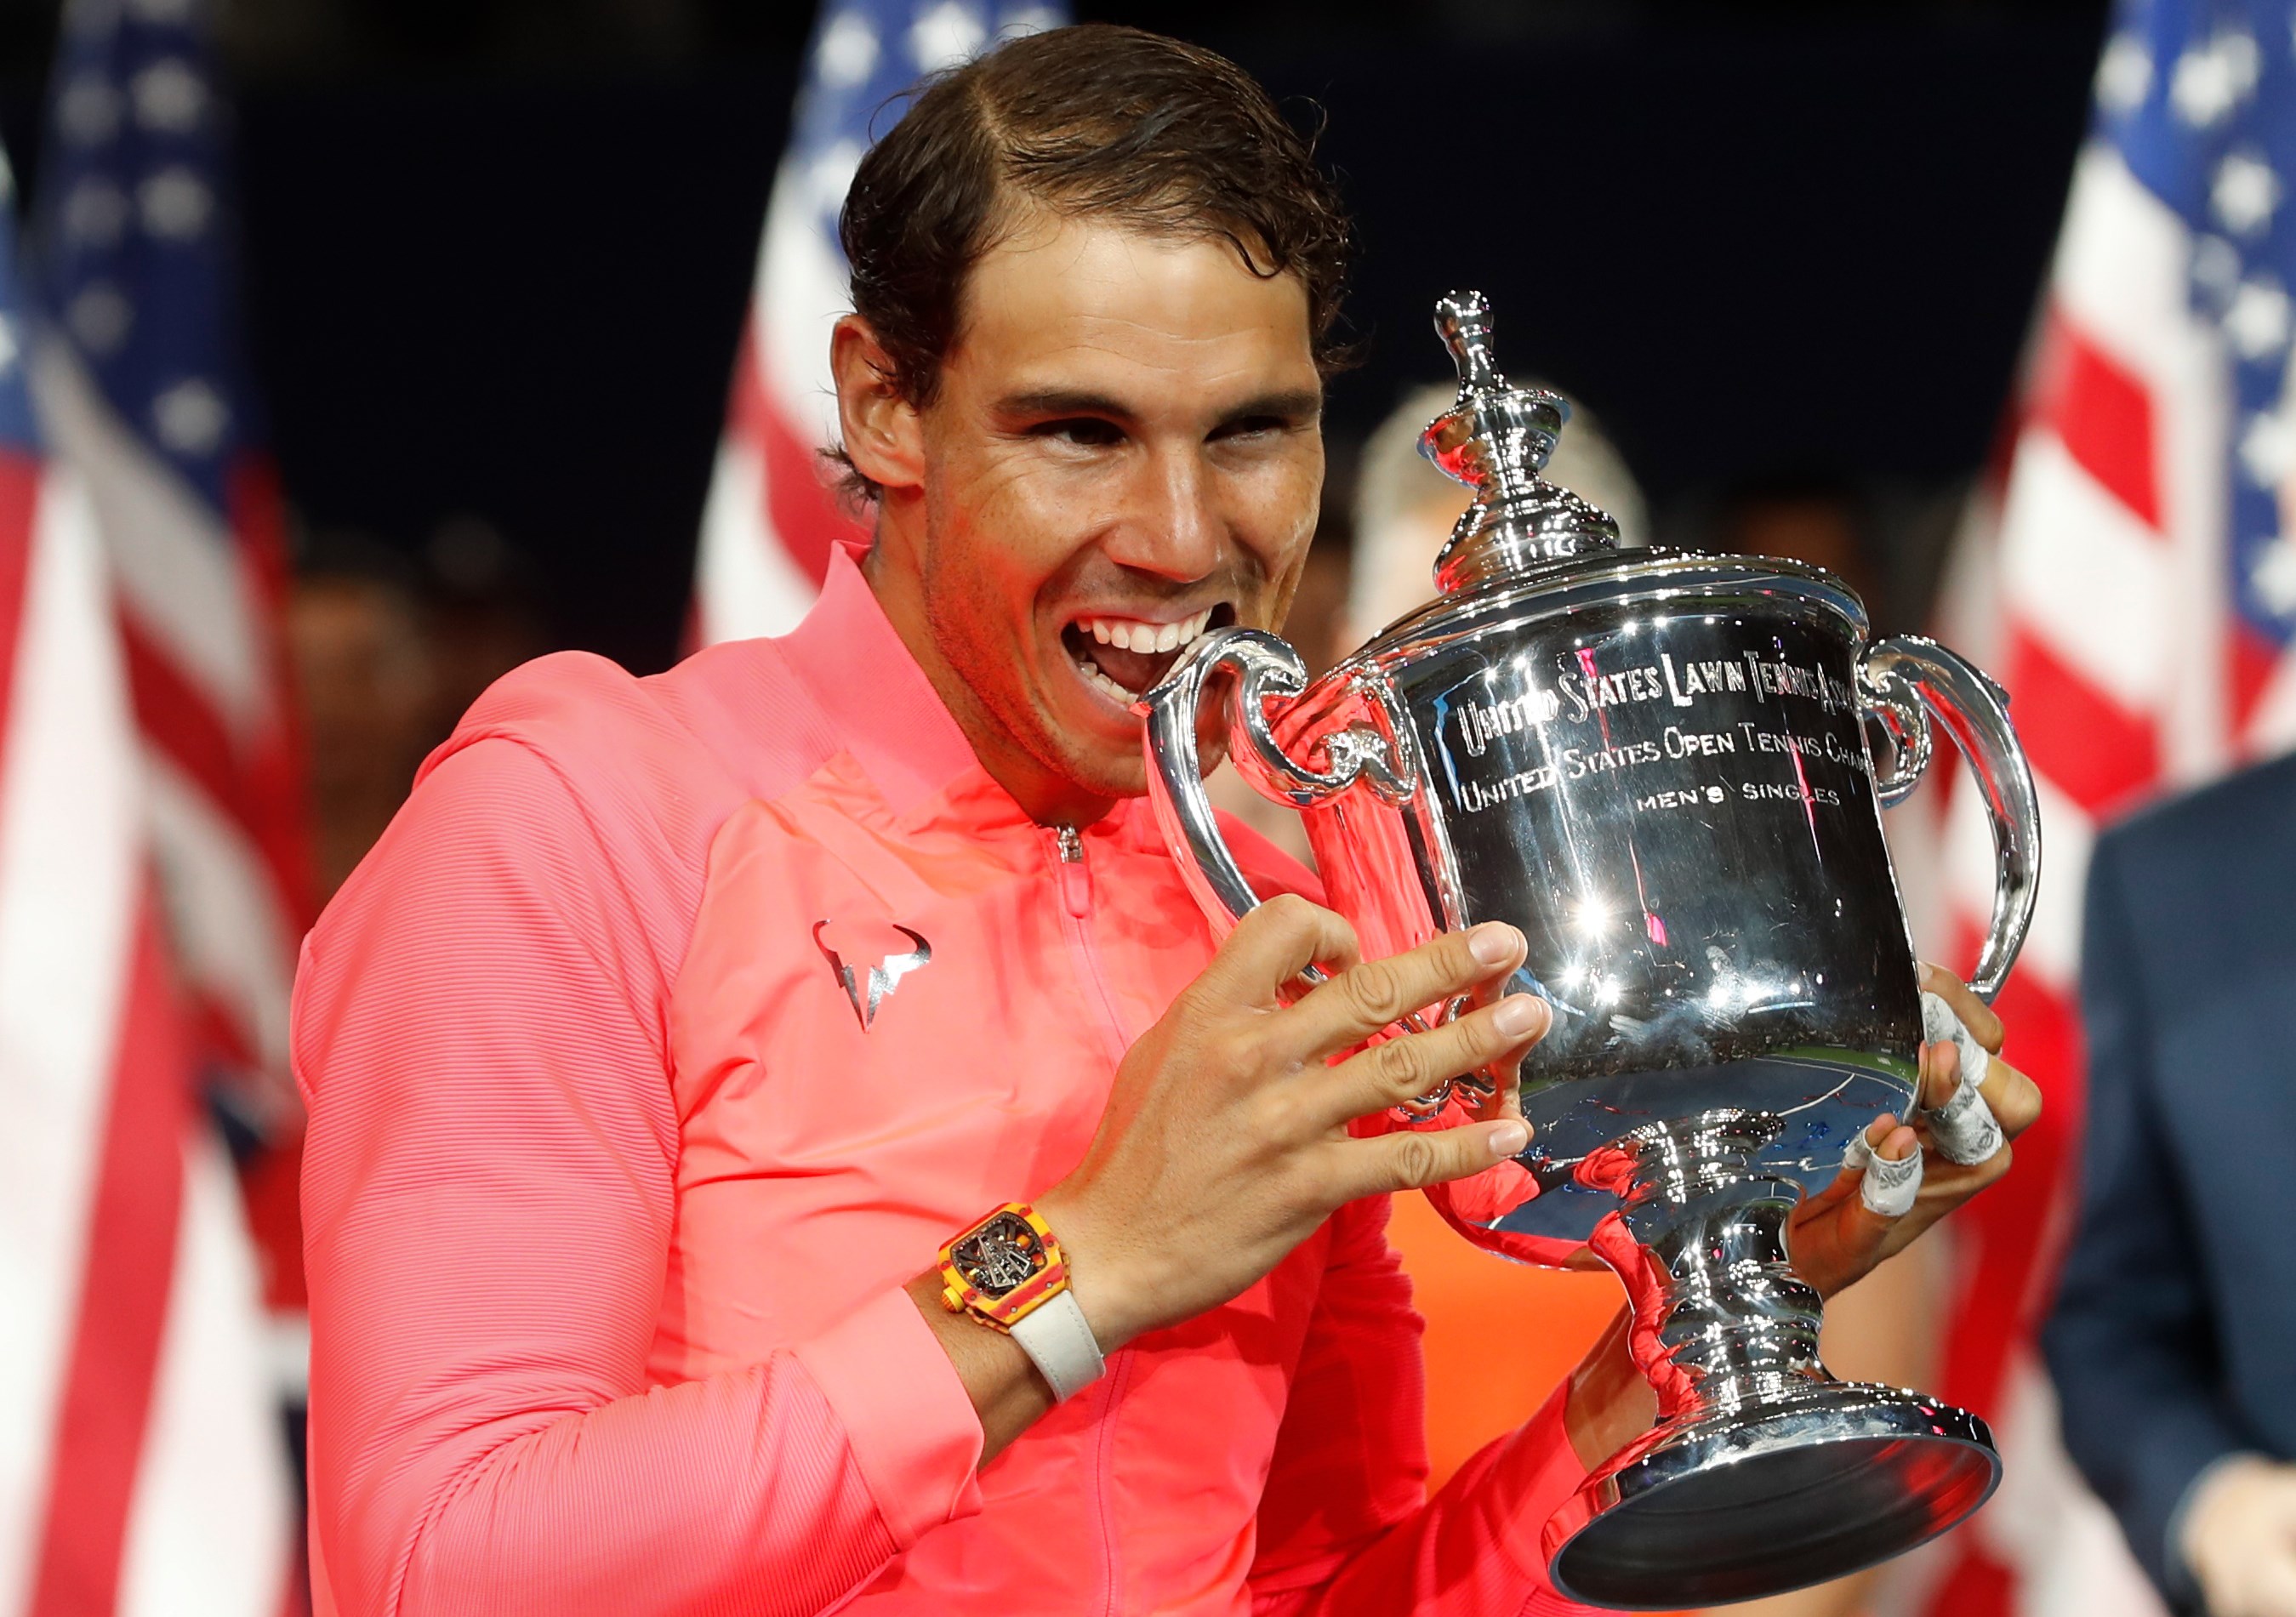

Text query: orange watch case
(937, 1202), (1069, 1330)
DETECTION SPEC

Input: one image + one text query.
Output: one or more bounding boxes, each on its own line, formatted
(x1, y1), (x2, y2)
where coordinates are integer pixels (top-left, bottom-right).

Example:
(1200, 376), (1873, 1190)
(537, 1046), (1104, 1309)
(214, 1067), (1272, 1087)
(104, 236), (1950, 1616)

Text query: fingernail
(1493, 994), (1545, 1038)
(1468, 923), (1519, 965)
(1489, 1120), (1530, 1158)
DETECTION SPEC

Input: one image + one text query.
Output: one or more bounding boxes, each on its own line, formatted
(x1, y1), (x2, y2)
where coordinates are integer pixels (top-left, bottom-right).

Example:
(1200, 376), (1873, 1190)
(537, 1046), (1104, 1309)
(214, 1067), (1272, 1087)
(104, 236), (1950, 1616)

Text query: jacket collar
(775, 545), (1162, 850)
(776, 544), (994, 821)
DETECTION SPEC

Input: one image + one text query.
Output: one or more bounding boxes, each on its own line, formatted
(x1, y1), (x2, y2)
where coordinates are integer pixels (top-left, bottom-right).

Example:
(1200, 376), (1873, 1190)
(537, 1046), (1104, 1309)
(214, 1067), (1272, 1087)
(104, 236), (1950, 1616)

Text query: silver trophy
(1142, 292), (2041, 1608)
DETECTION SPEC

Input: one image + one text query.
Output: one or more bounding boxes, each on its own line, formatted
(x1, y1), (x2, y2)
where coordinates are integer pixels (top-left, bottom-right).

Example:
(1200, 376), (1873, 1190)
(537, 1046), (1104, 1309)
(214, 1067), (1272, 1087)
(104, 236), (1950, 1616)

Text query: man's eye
(1211, 416), (1289, 442)
(1034, 418), (1124, 447)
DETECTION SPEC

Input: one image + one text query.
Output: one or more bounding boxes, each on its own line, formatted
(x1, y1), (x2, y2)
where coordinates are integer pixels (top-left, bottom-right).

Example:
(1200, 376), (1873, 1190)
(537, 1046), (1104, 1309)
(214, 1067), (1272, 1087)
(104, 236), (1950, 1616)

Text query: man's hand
(1784, 963), (2042, 1300)
(2183, 1455), (2296, 1617)
(1040, 895), (1549, 1352)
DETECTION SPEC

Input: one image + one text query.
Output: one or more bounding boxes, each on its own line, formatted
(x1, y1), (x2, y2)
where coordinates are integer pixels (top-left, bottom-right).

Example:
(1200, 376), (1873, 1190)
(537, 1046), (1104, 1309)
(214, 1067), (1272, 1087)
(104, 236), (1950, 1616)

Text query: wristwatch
(938, 1202), (1106, 1403)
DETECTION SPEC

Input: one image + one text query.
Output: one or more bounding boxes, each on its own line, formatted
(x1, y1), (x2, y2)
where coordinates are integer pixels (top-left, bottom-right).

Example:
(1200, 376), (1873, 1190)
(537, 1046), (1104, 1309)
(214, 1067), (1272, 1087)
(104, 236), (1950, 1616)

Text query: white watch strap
(1009, 1290), (1106, 1403)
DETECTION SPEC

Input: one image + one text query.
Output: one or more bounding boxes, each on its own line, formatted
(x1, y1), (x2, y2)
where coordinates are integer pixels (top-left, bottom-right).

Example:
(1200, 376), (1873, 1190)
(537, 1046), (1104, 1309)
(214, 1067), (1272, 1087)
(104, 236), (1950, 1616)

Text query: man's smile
(1059, 602), (1235, 709)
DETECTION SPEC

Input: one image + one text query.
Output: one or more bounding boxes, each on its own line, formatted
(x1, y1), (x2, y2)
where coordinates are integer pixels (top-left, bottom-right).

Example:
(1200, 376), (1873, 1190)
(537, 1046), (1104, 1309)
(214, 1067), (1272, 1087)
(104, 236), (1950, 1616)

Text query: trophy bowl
(1140, 292), (2040, 1608)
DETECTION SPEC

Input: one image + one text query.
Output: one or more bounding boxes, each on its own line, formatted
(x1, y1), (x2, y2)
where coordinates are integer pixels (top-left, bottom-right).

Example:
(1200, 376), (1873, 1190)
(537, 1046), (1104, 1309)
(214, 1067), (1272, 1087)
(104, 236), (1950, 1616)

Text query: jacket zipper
(1045, 823), (1131, 1617)
(1054, 823), (1091, 917)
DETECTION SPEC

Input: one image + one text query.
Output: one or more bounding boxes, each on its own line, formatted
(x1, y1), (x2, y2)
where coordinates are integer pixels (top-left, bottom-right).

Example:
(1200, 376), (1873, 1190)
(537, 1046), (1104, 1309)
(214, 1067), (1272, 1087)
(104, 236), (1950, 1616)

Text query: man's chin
(1060, 746), (1153, 802)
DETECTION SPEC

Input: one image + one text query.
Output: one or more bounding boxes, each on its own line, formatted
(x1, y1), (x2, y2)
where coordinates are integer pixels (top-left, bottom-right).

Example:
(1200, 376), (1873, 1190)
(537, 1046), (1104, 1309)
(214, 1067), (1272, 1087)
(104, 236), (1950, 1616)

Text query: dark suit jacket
(2045, 752), (2296, 1610)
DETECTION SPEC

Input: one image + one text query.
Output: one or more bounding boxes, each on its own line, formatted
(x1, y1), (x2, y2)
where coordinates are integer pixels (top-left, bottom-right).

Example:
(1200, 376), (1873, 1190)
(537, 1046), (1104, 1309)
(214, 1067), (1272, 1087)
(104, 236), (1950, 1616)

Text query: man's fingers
(1338, 1114), (1533, 1199)
(1286, 922), (1525, 1062)
(1915, 1018), (2042, 1147)
(1843, 1118), (1923, 1219)
(1975, 1047), (2042, 1142)
(1323, 993), (1549, 1123)
(1208, 894), (1363, 1005)
(1917, 961), (2003, 1052)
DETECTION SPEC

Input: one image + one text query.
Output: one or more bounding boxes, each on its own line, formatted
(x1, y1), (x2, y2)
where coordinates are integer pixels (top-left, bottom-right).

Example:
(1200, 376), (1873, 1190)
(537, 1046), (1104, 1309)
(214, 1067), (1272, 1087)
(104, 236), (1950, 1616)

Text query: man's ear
(832, 316), (925, 494)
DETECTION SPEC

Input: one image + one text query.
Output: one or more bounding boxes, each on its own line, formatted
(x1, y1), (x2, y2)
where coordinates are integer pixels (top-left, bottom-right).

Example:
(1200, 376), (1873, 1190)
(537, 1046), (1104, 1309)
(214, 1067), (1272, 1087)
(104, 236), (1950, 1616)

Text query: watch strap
(1008, 1289), (1106, 1403)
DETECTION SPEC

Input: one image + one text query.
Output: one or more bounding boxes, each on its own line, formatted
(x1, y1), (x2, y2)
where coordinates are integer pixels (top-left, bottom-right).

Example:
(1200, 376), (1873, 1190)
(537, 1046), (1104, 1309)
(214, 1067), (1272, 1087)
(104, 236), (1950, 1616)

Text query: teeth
(1077, 607), (1219, 652)
(1077, 656), (1137, 705)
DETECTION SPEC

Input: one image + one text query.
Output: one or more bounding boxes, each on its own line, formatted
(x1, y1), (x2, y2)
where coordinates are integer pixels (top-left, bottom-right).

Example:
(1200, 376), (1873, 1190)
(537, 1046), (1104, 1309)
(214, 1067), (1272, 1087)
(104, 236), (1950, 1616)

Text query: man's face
(869, 208), (1325, 813)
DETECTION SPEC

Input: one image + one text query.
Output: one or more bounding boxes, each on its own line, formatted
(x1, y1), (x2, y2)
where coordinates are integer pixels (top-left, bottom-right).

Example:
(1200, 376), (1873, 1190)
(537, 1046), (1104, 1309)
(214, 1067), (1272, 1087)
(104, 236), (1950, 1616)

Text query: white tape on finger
(1843, 1130), (1923, 1218)
(1920, 990), (2005, 1166)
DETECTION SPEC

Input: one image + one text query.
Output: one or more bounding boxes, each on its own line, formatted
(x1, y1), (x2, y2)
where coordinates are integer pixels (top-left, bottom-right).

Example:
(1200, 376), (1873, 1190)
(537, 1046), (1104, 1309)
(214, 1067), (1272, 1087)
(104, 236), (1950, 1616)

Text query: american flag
(30, 0), (309, 1179)
(1912, 2), (2296, 1612)
(0, 134), (293, 1617)
(692, 0), (1064, 646)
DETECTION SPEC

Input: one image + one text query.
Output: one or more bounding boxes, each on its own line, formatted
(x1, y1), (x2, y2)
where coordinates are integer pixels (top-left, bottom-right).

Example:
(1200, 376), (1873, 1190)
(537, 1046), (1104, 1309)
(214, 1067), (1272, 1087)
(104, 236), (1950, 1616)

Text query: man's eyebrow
(1216, 389), (1323, 424)
(996, 389), (1139, 421)
(993, 387), (1325, 424)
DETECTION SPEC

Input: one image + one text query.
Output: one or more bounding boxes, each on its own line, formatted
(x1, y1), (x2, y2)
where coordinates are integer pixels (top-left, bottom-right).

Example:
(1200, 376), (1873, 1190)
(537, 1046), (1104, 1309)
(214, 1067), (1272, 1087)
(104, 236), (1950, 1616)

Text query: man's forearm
(905, 1272), (1056, 1463)
(1564, 1303), (1653, 1470)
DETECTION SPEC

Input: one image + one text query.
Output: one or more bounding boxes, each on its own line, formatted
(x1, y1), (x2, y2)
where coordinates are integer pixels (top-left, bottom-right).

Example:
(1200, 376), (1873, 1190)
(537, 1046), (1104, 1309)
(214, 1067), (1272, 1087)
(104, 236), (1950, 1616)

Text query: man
(2048, 754), (2296, 1617)
(298, 26), (2037, 1615)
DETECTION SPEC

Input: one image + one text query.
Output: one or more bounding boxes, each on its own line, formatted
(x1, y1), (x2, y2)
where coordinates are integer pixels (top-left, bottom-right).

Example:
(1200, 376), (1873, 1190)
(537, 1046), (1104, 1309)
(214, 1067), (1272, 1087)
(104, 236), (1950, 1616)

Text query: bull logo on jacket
(812, 920), (932, 1030)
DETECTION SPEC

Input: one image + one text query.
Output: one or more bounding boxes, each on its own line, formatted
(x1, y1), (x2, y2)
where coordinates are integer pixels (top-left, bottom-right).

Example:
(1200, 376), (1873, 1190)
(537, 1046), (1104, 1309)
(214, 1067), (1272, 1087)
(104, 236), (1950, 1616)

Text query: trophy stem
(1581, 1108), (1830, 1423)
(1542, 1106), (2001, 1610)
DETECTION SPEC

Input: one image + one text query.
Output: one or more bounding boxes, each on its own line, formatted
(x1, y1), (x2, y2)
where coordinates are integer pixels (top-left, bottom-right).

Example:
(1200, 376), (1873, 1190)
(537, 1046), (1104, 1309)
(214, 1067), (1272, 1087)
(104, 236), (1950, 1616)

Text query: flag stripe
(29, 349), (266, 735)
(2001, 624), (2160, 814)
(115, 1135), (292, 1617)
(1998, 427), (2174, 714)
(743, 334), (859, 590)
(24, 903), (185, 1617)
(117, 612), (241, 829)
(0, 458), (39, 741)
(0, 468), (145, 1615)
(2032, 310), (2162, 529)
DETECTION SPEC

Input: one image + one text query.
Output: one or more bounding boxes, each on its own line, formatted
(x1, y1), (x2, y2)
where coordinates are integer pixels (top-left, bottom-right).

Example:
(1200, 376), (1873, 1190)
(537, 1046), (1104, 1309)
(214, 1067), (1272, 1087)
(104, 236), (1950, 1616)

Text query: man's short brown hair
(835, 24), (1353, 492)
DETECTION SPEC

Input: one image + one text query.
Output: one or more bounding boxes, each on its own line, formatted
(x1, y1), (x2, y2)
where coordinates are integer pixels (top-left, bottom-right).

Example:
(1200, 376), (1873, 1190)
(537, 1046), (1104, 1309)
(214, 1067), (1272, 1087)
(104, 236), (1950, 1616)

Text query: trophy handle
(1858, 635), (2042, 1002)
(1140, 626), (1416, 933)
(1139, 629), (1448, 1117)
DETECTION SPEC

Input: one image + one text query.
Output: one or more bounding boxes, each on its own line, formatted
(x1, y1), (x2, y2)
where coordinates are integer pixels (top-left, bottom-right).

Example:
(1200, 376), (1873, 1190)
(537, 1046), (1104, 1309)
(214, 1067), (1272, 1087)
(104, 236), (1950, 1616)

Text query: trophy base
(1542, 1379), (1998, 1608)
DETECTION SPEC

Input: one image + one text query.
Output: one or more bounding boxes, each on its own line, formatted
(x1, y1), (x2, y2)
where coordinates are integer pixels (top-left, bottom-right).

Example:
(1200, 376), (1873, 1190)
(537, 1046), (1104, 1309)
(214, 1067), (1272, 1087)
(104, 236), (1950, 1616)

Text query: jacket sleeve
(298, 738), (984, 1617)
(1247, 1195), (1598, 1617)
(2041, 829), (2248, 1609)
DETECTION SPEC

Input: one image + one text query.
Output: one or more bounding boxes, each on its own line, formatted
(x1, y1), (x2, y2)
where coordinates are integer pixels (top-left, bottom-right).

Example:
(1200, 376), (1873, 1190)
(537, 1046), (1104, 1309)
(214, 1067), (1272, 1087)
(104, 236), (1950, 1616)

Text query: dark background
(0, 0), (2111, 673)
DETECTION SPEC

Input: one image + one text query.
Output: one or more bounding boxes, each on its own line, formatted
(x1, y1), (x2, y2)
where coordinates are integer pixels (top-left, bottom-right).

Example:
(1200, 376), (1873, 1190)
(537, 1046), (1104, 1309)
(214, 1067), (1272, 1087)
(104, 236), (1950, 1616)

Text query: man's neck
(858, 542), (1118, 830)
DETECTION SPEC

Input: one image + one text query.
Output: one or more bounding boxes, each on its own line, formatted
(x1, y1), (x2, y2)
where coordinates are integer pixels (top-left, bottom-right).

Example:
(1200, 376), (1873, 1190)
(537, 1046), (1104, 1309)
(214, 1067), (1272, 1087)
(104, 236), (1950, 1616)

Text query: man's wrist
(1564, 1302), (1652, 1469)
(1030, 1189), (1141, 1352)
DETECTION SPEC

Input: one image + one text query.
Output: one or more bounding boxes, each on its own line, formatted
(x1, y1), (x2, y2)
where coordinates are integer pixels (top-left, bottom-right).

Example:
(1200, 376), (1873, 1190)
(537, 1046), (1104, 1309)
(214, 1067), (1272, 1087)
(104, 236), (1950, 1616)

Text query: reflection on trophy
(1141, 291), (2042, 1608)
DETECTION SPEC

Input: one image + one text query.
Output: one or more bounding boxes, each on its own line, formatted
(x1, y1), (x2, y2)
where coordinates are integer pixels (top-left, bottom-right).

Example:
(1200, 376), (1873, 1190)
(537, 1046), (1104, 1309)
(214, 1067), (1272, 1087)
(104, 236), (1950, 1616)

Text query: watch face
(950, 1210), (1046, 1297)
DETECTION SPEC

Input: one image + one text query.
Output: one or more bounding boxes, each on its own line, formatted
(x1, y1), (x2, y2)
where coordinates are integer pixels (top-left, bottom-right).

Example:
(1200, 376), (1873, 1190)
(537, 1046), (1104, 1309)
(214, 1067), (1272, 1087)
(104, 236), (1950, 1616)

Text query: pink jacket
(296, 549), (1596, 1615)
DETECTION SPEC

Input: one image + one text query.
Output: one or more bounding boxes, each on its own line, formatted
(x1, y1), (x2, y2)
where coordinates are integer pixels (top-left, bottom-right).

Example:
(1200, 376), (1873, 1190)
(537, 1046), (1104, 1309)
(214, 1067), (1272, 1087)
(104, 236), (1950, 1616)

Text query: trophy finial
(1435, 290), (1501, 395)
(1419, 289), (1619, 595)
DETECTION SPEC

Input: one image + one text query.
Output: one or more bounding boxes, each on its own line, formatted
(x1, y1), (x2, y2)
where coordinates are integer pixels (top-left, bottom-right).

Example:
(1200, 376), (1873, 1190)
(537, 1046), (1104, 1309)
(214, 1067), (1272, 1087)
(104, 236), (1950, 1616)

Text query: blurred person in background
(289, 526), (549, 906)
(1709, 474), (1893, 633)
(2048, 754), (2296, 1617)
(290, 540), (438, 905)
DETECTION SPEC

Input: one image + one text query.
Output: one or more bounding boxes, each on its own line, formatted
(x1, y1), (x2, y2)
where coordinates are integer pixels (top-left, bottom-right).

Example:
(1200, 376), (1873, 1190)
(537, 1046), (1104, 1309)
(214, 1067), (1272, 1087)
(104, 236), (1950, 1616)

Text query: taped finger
(1921, 990), (2006, 1166)
(1844, 1127), (1923, 1218)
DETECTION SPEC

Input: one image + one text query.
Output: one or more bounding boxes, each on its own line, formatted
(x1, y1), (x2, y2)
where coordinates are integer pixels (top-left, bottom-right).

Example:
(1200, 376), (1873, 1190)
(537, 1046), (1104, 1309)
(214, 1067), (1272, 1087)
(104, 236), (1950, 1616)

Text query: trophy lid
(1420, 290), (1621, 595)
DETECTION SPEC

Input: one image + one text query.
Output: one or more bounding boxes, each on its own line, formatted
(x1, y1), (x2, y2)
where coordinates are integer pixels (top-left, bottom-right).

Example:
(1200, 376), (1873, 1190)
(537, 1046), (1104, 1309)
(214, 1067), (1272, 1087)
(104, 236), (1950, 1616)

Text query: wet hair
(833, 23), (1355, 499)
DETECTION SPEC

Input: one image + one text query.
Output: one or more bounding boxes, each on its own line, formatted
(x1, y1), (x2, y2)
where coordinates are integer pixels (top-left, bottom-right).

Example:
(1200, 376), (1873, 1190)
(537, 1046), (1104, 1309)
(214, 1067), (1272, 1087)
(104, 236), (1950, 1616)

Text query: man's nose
(1105, 449), (1223, 582)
